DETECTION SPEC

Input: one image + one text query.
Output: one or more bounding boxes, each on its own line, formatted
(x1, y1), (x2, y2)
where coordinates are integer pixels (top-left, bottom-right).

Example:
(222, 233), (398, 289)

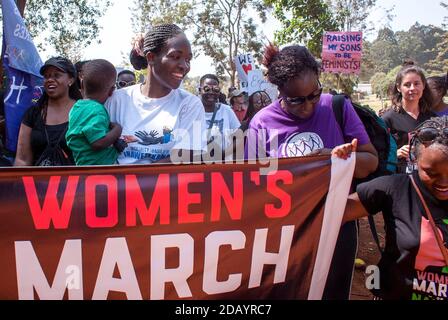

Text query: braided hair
(389, 60), (433, 114)
(130, 24), (184, 70)
(262, 43), (320, 89)
(411, 116), (448, 161)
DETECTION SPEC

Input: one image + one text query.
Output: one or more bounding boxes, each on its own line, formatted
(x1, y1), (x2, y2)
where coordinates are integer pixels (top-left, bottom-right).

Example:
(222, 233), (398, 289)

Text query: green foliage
(190, 0), (265, 85)
(181, 75), (201, 94)
(266, 0), (338, 57)
(130, 0), (267, 86)
(370, 65), (401, 105)
(266, 0), (376, 93)
(363, 23), (448, 77)
(426, 3), (448, 74)
(320, 74), (351, 95)
(359, 40), (375, 81)
(130, 0), (193, 33)
(369, 72), (387, 98)
(365, 27), (401, 75)
(22, 0), (111, 62)
(426, 34), (448, 75)
(328, 0), (377, 32)
(396, 23), (445, 67)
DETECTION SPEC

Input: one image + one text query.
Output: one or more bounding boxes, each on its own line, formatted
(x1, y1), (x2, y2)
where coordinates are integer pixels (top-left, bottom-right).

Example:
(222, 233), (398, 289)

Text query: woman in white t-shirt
(105, 24), (206, 164)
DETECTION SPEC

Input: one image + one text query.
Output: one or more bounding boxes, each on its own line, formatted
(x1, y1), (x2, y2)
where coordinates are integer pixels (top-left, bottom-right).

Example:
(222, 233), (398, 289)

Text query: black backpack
(332, 95), (398, 253)
(34, 125), (74, 167)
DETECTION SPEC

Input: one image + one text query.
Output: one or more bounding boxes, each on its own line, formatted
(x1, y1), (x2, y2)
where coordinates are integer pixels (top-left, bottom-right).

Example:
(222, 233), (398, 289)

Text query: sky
(66, 0), (447, 77)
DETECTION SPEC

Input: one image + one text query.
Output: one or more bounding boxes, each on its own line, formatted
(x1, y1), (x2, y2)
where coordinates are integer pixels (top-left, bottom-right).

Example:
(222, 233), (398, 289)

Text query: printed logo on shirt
(120, 127), (174, 162)
(122, 128), (173, 145)
(282, 132), (324, 157)
(206, 119), (224, 135)
(412, 266), (448, 300)
(412, 218), (448, 300)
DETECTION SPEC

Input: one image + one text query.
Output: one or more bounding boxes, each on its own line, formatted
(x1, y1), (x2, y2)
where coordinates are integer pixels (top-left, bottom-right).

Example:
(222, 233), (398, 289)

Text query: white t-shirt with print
(205, 103), (240, 149)
(105, 84), (206, 164)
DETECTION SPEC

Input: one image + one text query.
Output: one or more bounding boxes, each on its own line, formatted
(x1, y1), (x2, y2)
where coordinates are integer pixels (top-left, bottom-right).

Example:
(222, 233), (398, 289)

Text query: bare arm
(14, 124), (34, 166)
(354, 142), (378, 178)
(332, 140), (378, 222)
(91, 122), (122, 151)
(342, 192), (370, 223)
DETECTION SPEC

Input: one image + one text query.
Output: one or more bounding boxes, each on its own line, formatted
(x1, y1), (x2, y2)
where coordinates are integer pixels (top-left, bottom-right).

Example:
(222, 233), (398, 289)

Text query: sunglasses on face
(201, 85), (220, 94)
(282, 81), (323, 105)
(412, 127), (448, 145)
(116, 80), (136, 89)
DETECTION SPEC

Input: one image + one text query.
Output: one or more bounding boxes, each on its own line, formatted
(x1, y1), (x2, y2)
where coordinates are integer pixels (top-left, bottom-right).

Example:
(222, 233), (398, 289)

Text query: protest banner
(234, 53), (256, 92)
(247, 69), (279, 101)
(0, 156), (354, 300)
(321, 31), (363, 75)
(1, 0), (43, 152)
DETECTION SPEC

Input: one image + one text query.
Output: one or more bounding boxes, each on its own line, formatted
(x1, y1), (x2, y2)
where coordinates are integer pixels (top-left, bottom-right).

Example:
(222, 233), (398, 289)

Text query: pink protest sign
(321, 31), (363, 75)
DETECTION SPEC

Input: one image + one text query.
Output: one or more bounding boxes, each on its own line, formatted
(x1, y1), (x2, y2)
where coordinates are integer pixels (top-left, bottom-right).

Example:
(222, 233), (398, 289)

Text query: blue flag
(2, 0), (43, 152)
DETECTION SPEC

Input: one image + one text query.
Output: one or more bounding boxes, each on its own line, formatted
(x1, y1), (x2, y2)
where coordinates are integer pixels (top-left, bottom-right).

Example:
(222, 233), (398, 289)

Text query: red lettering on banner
(265, 171), (293, 218)
(22, 171), (296, 230)
(85, 176), (118, 228)
(23, 176), (79, 230)
(125, 174), (170, 226)
(178, 173), (205, 224)
(211, 172), (243, 222)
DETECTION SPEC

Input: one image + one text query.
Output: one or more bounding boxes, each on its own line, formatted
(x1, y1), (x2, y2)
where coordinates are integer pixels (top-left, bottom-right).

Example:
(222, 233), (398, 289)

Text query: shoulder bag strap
(410, 175), (448, 266)
(44, 123), (68, 147)
(208, 102), (220, 129)
(331, 94), (345, 131)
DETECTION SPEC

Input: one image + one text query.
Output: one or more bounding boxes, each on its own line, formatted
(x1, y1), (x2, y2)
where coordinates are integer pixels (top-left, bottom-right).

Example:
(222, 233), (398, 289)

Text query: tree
(369, 72), (387, 101)
(181, 75), (201, 94)
(396, 23), (446, 69)
(130, 0), (267, 86)
(266, 0), (338, 57)
(188, 0), (266, 86)
(359, 40), (375, 81)
(17, 0), (112, 62)
(130, 0), (193, 33)
(327, 0), (376, 32)
(426, 2), (448, 74)
(367, 27), (401, 74)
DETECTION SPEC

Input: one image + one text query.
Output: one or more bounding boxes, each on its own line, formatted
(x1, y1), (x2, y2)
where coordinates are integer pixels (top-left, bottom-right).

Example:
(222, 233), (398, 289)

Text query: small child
(66, 59), (125, 165)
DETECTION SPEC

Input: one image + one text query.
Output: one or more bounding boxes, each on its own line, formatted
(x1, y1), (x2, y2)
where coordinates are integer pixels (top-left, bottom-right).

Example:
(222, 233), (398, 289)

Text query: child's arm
(91, 122), (122, 151)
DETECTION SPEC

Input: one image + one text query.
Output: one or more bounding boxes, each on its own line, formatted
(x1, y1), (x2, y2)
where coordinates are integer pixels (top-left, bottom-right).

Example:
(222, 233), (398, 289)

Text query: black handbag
(34, 125), (74, 166)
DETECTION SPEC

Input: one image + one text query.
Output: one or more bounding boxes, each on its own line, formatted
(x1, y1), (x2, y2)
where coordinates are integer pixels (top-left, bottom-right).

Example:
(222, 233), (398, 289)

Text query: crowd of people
(2, 23), (448, 300)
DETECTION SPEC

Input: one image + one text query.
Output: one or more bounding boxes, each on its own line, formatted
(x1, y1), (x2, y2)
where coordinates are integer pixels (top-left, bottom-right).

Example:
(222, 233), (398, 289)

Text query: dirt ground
(350, 215), (385, 300)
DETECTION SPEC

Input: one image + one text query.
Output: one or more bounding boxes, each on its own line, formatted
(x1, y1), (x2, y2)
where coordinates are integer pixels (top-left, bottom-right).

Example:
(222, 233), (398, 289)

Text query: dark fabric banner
(0, 156), (355, 300)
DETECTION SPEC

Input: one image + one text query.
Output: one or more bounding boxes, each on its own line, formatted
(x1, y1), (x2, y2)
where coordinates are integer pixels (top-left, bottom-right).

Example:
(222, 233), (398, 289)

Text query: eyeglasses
(282, 81), (323, 105)
(412, 127), (448, 145)
(116, 80), (136, 89)
(201, 85), (220, 94)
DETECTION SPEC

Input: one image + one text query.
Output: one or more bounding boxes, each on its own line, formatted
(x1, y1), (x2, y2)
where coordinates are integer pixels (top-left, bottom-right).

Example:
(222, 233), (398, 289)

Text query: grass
(357, 95), (389, 114)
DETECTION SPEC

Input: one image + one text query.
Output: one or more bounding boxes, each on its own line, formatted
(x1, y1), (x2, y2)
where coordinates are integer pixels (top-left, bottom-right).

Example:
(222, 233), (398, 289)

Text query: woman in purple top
(427, 73), (448, 116)
(247, 44), (378, 175)
(247, 43), (379, 300)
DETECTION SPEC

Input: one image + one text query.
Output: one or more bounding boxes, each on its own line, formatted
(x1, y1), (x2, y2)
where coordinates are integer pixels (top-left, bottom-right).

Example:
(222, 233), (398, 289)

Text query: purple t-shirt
(247, 94), (370, 159)
(436, 109), (448, 116)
